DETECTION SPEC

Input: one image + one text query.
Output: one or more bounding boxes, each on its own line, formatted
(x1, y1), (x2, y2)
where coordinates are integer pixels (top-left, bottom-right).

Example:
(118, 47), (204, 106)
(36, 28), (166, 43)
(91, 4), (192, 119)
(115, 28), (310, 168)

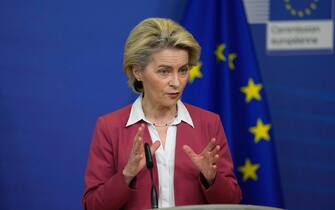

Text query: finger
(138, 137), (144, 154)
(208, 148), (220, 161)
(205, 150), (219, 167)
(150, 141), (161, 154)
(132, 125), (145, 153)
(133, 136), (143, 154)
(211, 145), (221, 155)
(183, 145), (197, 159)
(134, 153), (144, 162)
(204, 138), (217, 153)
(206, 145), (220, 158)
(211, 154), (219, 164)
(133, 126), (143, 145)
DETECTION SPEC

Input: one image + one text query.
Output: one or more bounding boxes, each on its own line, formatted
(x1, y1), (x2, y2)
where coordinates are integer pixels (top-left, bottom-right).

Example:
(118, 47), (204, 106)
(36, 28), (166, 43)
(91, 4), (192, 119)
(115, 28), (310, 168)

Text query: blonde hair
(123, 17), (201, 93)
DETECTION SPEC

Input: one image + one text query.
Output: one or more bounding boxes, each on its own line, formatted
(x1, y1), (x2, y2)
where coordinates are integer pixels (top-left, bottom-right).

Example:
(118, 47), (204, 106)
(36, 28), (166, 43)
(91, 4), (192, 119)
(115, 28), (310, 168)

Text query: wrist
(122, 169), (135, 185)
(200, 172), (216, 189)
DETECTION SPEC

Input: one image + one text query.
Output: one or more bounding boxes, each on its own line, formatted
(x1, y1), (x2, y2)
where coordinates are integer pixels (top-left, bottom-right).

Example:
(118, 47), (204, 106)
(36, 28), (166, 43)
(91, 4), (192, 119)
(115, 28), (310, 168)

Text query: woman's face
(134, 48), (190, 109)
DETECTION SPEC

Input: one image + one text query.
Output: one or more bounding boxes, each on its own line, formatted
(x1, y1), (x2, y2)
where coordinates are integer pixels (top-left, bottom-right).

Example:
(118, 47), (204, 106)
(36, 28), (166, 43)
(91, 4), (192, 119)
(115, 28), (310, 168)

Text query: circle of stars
(284, 0), (318, 18)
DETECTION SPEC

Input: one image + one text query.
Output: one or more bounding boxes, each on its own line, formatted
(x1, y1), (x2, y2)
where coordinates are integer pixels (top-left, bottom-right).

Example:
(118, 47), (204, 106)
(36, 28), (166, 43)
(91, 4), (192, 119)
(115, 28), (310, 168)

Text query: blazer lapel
(174, 121), (199, 204)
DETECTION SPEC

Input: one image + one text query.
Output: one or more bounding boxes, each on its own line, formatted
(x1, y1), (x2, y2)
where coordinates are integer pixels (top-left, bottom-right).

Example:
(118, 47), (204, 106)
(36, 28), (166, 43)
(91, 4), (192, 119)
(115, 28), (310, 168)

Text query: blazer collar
(126, 95), (194, 128)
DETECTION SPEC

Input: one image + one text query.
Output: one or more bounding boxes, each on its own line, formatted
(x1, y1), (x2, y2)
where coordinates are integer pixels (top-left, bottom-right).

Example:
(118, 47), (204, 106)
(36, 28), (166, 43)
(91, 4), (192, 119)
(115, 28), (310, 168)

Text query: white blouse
(126, 96), (194, 208)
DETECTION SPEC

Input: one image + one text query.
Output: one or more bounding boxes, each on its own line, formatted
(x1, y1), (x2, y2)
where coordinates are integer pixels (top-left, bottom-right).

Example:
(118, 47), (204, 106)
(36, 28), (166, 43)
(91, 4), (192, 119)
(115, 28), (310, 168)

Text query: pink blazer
(83, 103), (241, 210)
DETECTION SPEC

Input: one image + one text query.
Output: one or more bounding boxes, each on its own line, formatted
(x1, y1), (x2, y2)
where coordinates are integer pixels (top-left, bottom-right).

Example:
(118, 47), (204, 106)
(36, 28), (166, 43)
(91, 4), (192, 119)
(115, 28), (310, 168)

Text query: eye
(157, 68), (170, 77)
(178, 66), (189, 75)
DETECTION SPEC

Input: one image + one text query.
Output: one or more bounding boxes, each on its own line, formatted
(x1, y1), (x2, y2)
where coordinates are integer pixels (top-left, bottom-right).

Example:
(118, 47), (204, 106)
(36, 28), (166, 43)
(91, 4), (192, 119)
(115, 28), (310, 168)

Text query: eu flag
(270, 0), (332, 20)
(181, 0), (284, 208)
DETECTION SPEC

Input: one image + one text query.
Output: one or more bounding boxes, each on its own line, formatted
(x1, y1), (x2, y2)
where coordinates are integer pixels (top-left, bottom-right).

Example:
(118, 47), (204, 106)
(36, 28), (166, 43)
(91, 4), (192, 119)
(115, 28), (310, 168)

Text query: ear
(132, 66), (143, 81)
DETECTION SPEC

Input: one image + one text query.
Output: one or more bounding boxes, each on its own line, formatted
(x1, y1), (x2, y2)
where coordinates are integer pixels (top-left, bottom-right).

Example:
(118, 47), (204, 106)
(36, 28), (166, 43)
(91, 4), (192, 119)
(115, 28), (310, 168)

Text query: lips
(167, 92), (179, 98)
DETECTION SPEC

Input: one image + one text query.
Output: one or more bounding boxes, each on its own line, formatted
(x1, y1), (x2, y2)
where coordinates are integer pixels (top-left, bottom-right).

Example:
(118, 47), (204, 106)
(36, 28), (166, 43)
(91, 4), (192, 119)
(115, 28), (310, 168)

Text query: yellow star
(228, 53), (237, 70)
(240, 78), (263, 103)
(188, 62), (202, 83)
(214, 43), (226, 62)
(238, 158), (260, 182)
(249, 118), (271, 143)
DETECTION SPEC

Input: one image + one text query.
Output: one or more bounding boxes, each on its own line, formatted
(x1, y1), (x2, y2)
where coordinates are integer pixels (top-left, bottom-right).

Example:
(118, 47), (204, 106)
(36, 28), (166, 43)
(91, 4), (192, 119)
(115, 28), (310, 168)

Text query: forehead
(150, 48), (189, 66)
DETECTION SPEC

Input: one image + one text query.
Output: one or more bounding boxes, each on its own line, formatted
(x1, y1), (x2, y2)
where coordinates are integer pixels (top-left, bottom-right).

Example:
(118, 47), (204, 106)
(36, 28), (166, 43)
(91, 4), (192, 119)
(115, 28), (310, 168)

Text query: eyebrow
(158, 64), (189, 69)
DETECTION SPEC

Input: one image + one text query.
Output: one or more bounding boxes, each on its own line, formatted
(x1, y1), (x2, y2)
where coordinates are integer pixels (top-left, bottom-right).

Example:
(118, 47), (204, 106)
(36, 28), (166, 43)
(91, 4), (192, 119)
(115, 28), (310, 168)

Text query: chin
(163, 99), (178, 108)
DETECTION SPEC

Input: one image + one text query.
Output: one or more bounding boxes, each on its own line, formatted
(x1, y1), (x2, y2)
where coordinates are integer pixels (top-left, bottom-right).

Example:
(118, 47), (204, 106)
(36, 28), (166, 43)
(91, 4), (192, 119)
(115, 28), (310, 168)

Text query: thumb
(183, 145), (197, 159)
(150, 141), (161, 154)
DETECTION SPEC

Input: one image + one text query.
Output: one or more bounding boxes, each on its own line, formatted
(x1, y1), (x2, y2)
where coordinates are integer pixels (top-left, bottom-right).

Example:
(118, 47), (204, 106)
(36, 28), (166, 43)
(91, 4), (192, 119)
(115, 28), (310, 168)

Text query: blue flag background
(181, 0), (284, 207)
(1, 1), (334, 210)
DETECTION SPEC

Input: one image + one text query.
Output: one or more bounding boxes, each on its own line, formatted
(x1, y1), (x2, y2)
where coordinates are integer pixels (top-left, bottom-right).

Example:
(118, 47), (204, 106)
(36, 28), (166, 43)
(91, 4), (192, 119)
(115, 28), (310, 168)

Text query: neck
(141, 96), (177, 124)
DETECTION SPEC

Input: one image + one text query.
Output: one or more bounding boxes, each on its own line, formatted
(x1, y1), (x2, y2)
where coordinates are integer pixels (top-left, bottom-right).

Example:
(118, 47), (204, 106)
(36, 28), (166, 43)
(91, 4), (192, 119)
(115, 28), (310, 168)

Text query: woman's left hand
(183, 138), (220, 185)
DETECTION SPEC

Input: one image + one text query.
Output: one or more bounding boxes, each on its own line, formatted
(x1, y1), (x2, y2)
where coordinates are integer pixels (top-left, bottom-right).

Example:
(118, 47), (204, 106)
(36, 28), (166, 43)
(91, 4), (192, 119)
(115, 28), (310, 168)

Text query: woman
(83, 18), (241, 210)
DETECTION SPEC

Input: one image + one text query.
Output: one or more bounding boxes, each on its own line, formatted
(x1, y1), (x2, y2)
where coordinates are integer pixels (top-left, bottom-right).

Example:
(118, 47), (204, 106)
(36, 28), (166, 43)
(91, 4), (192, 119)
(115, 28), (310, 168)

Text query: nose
(169, 72), (180, 88)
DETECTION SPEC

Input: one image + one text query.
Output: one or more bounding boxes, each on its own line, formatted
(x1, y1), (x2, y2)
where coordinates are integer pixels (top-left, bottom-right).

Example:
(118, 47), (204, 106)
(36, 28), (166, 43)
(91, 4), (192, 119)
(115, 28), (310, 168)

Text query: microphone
(144, 143), (158, 209)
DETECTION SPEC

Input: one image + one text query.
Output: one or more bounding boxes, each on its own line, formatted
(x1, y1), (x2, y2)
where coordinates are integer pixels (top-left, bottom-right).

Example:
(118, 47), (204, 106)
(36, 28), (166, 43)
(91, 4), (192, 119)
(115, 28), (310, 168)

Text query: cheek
(146, 80), (167, 93)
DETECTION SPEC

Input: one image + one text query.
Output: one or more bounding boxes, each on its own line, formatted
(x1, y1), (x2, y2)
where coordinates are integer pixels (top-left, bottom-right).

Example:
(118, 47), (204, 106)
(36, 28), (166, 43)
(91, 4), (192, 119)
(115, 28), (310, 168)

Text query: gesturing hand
(123, 124), (161, 185)
(183, 138), (220, 184)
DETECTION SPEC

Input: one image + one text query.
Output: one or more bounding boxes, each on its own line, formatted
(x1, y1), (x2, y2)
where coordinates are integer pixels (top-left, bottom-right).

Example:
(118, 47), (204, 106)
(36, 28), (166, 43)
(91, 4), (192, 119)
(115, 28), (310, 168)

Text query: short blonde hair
(123, 17), (201, 93)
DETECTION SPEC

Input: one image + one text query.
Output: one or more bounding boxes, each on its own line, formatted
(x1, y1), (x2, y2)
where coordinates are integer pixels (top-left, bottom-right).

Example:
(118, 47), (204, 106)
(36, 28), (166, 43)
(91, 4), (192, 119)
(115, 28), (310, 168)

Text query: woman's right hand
(122, 124), (161, 185)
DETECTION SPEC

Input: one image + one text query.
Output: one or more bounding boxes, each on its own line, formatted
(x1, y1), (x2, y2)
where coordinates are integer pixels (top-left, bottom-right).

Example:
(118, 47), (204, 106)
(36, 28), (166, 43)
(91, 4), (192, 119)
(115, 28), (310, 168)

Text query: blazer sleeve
(82, 117), (133, 210)
(200, 114), (242, 204)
